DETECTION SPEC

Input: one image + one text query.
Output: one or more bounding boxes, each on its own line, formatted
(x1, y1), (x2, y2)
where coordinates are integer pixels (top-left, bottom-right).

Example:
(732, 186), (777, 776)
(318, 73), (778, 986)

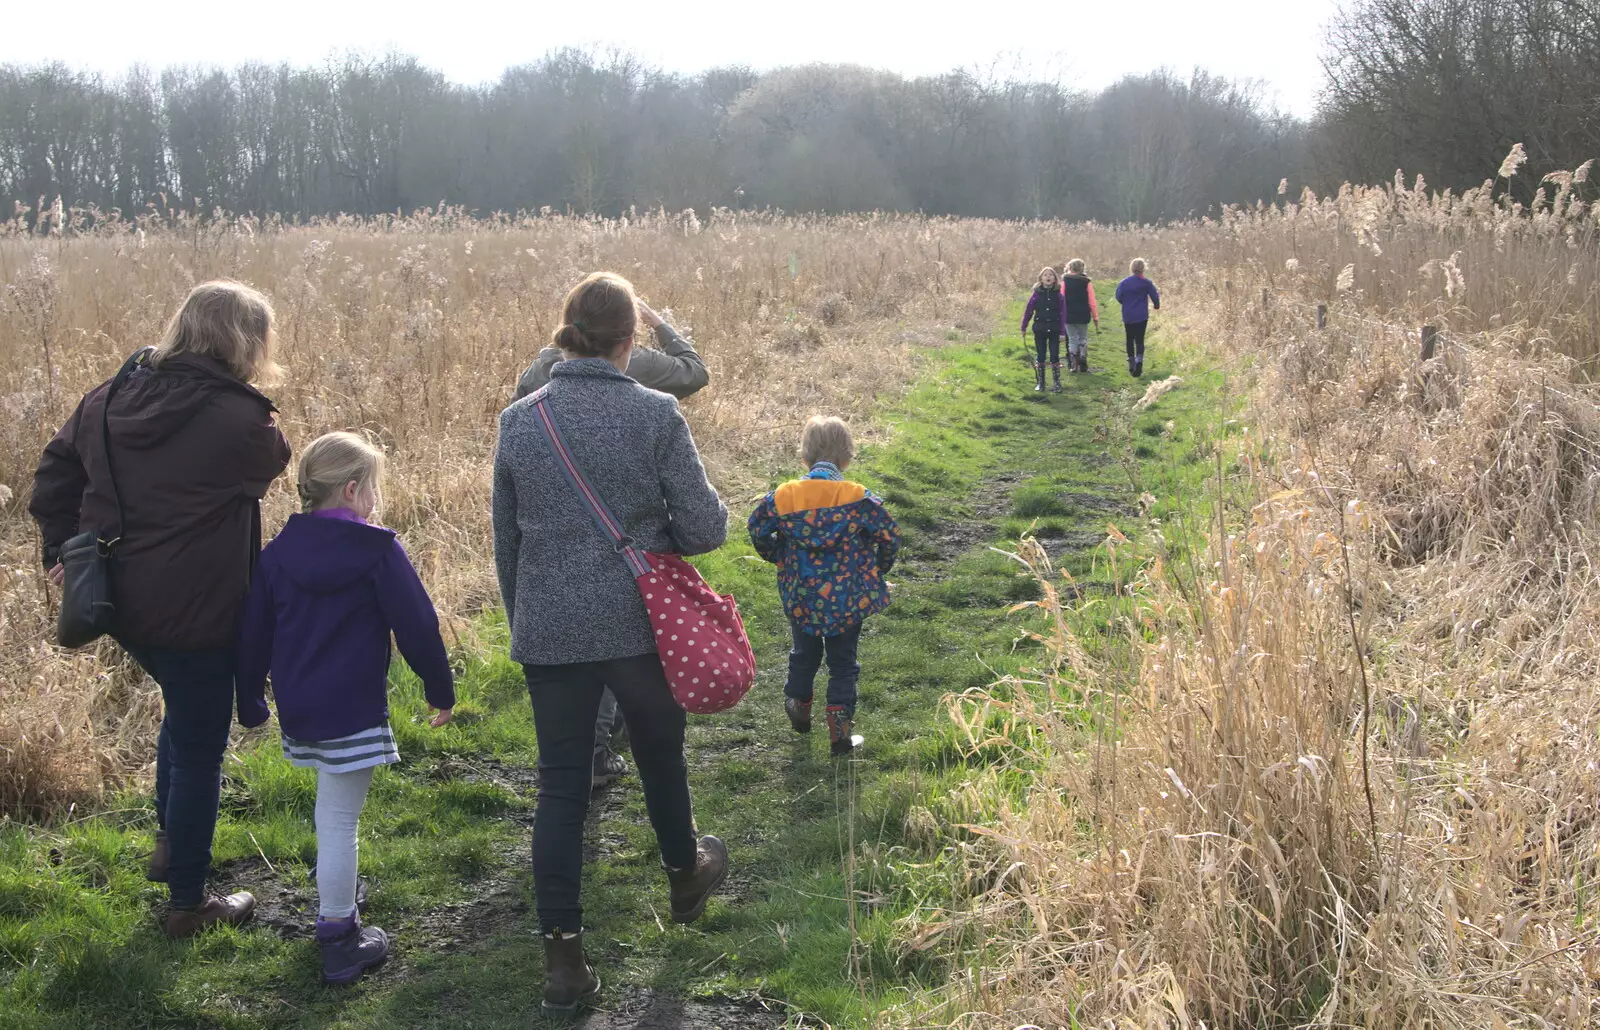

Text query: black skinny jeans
(524, 654), (698, 934)
(1124, 320), (1149, 360)
(1033, 328), (1061, 365)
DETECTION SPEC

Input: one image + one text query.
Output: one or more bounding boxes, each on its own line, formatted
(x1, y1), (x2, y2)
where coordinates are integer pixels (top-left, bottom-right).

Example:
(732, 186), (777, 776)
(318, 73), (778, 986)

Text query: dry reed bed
(0, 208), (1147, 818)
(929, 177), (1600, 1026)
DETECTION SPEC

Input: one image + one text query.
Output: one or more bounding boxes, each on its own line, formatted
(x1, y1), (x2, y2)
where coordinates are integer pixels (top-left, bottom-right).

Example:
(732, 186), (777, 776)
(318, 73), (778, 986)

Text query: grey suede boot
(317, 912), (390, 984)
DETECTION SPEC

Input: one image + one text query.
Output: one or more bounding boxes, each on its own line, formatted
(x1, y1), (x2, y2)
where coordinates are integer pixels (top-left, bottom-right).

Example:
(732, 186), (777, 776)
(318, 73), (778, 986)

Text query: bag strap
(99, 347), (153, 548)
(527, 388), (653, 578)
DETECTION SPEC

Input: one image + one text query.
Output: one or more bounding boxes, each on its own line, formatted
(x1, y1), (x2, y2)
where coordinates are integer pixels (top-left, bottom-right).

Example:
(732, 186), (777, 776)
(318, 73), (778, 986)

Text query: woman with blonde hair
(31, 280), (292, 937)
(493, 271), (730, 1013)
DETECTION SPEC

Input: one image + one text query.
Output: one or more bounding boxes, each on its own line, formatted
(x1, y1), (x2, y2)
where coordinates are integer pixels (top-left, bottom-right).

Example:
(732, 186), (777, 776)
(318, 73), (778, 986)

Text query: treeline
(1319, 0), (1600, 191)
(0, 54), (1299, 225)
(8, 0), (1599, 227)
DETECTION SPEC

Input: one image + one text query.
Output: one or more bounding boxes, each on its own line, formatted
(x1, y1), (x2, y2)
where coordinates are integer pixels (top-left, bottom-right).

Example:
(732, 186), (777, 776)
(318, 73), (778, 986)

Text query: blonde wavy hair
(151, 280), (280, 385)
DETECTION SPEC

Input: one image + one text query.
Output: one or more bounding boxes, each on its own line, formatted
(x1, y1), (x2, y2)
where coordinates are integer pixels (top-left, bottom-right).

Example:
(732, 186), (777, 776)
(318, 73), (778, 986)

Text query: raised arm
(628, 325), (709, 399)
(656, 402), (728, 556)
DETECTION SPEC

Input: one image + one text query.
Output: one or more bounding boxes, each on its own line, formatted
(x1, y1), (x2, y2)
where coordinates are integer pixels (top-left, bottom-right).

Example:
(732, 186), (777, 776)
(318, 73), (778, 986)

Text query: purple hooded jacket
(1114, 274), (1161, 323)
(235, 508), (454, 740)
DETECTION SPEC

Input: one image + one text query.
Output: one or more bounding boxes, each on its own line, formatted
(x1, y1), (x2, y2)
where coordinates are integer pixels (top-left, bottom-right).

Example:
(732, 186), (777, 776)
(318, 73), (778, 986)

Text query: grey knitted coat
(492, 358), (728, 666)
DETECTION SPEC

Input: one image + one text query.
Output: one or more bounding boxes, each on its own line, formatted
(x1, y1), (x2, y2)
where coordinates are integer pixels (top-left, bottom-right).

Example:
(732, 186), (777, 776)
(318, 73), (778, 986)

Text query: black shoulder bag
(57, 348), (151, 649)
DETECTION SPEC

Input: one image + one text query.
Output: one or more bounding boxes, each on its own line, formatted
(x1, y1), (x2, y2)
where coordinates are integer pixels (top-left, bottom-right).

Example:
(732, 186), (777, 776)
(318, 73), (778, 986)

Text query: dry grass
(0, 206), (1139, 819)
(914, 163), (1600, 1027)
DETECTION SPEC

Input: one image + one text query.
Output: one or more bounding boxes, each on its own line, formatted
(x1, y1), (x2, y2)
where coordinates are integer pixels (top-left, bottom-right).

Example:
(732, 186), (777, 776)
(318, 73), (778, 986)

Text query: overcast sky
(1, 0), (1340, 116)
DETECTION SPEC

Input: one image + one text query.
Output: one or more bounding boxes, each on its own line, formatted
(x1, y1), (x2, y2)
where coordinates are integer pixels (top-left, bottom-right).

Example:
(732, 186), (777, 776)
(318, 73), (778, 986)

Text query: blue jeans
(122, 642), (236, 909)
(784, 620), (861, 715)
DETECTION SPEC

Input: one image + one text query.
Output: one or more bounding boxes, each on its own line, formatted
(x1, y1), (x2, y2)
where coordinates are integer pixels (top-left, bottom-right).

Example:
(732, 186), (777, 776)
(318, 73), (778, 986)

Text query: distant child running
(1115, 257), (1161, 378)
(236, 432), (455, 984)
(1061, 259), (1100, 374)
(748, 417), (901, 755)
(1021, 266), (1067, 393)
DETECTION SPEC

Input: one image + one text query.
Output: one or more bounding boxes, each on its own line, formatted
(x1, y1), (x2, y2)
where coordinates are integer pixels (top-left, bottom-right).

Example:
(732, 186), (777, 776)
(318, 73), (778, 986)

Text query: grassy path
(0, 292), (1224, 1029)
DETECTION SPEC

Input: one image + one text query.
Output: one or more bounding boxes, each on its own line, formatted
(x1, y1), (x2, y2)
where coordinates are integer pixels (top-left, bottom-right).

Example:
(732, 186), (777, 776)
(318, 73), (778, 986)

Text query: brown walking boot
(785, 697), (813, 734)
(541, 931), (601, 1013)
(666, 835), (728, 924)
(146, 830), (169, 882)
(165, 891), (256, 939)
(826, 706), (858, 757)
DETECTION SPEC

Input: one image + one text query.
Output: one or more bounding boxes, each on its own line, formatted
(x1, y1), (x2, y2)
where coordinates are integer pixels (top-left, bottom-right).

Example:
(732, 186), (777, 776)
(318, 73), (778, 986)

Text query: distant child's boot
(1051, 362), (1063, 393)
(317, 911), (390, 984)
(826, 706), (857, 756)
(1135, 351), (1145, 377)
(1033, 363), (1045, 392)
(785, 697), (813, 734)
(541, 931), (601, 1013)
(1128, 354), (1138, 377)
(146, 830), (169, 882)
(1078, 351), (1089, 374)
(666, 835), (729, 924)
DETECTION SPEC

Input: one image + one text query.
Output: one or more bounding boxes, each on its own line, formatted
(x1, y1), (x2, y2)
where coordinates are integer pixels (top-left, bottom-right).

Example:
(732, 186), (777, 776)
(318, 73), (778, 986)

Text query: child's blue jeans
(784, 620), (861, 715)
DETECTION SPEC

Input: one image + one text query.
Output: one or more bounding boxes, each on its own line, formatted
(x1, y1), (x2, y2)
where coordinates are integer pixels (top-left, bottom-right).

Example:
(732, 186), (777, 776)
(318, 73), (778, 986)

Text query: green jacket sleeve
(628, 325), (709, 399)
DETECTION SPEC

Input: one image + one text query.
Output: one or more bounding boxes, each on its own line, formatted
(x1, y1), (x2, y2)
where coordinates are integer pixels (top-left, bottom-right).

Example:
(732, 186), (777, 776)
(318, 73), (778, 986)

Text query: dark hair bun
(553, 322), (589, 355)
(554, 272), (639, 358)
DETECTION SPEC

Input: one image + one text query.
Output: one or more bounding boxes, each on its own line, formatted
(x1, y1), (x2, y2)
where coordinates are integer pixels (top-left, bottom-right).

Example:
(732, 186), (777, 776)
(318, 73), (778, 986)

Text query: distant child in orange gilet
(747, 416), (901, 755)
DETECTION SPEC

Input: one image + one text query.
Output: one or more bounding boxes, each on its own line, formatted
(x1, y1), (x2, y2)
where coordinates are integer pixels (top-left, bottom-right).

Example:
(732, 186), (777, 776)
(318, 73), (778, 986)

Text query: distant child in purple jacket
(236, 432), (455, 984)
(1020, 266), (1068, 393)
(1114, 257), (1161, 378)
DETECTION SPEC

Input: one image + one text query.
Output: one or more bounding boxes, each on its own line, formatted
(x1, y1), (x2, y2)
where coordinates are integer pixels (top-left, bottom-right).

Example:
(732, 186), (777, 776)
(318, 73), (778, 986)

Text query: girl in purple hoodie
(236, 432), (455, 983)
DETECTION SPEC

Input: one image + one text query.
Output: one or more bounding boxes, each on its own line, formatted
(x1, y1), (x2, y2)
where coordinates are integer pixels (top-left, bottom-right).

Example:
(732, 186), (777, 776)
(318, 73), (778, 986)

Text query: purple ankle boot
(316, 912), (390, 984)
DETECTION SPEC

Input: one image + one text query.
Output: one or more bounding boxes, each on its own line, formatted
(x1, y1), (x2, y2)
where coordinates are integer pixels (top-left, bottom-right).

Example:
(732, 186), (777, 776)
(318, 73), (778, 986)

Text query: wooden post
(1420, 325), (1438, 361)
(1261, 287), (1270, 310)
(1316, 304), (1327, 330)
(1224, 279), (1232, 292)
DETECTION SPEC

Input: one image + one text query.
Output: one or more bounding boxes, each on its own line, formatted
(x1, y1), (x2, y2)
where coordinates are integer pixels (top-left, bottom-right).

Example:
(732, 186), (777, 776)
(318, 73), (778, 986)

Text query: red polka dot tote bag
(529, 392), (755, 714)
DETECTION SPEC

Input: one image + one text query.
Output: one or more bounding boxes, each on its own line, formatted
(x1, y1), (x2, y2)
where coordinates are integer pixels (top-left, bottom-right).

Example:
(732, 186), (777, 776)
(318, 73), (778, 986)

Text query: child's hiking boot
(317, 911), (390, 984)
(541, 931), (601, 1013)
(666, 835), (728, 924)
(1051, 363), (1063, 393)
(826, 706), (858, 756)
(785, 697), (813, 734)
(165, 891), (256, 938)
(146, 830), (169, 882)
(1135, 356), (1144, 377)
(591, 748), (627, 790)
(1078, 353), (1090, 374)
(1128, 355), (1138, 377)
(1033, 364), (1045, 392)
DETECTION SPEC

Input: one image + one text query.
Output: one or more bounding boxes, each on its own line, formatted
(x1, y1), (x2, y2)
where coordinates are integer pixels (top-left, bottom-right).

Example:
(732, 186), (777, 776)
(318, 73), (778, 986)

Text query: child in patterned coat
(748, 416), (901, 755)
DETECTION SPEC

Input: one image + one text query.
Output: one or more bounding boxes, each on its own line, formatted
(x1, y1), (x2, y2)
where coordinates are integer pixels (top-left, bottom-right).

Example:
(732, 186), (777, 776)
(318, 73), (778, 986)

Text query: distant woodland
(4, 0), (1597, 222)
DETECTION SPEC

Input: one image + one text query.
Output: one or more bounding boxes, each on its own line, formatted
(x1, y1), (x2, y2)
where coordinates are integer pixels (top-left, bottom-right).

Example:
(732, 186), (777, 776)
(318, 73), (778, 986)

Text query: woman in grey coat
(492, 272), (730, 1014)
(514, 306), (712, 790)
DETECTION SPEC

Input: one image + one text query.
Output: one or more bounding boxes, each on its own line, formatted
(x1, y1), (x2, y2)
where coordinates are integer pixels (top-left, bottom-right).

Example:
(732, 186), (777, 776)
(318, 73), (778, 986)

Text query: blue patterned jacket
(748, 463), (901, 636)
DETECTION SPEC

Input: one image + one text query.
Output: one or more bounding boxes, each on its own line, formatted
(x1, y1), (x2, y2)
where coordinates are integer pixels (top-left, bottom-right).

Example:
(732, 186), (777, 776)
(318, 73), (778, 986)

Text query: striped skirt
(281, 723), (400, 773)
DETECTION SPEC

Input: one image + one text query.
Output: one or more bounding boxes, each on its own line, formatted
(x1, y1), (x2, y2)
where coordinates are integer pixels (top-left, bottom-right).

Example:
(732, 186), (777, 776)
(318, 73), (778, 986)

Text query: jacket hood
(107, 353), (275, 450)
(267, 513), (397, 594)
(779, 496), (883, 553)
